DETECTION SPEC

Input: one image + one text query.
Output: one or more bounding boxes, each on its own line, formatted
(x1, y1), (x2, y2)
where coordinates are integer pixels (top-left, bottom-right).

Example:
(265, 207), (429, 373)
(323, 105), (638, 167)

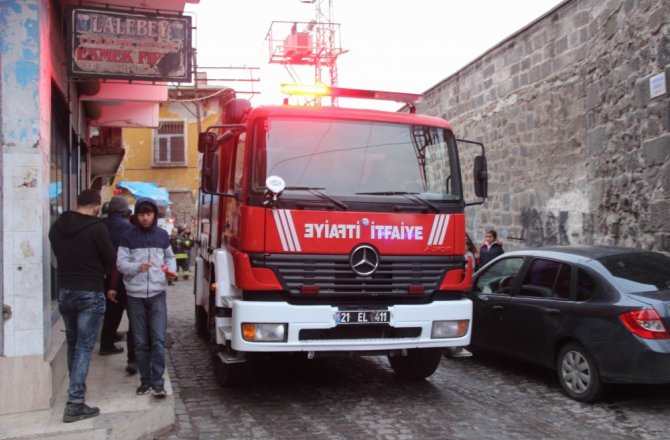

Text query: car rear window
(598, 252), (670, 293)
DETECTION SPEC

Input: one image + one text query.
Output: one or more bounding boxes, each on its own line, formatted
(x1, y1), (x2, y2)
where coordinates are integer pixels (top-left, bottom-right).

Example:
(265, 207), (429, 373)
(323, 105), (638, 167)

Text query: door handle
(544, 308), (560, 315)
(491, 305), (504, 311)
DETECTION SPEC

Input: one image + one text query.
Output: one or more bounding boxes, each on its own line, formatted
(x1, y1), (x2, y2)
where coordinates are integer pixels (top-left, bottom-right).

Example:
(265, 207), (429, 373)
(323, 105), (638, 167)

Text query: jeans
(100, 284), (135, 362)
(58, 289), (106, 404)
(126, 292), (167, 388)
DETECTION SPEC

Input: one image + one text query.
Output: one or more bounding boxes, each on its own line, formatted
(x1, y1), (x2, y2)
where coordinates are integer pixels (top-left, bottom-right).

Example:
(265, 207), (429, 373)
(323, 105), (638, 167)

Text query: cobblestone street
(147, 277), (670, 440)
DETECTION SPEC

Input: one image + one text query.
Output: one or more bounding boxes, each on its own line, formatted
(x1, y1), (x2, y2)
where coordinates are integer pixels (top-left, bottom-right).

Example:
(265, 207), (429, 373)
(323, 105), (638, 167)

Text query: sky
(185, 0), (564, 110)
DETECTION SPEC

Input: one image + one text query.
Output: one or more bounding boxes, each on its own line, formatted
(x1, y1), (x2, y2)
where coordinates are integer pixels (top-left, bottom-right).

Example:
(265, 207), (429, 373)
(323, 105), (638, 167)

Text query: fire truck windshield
(252, 118), (462, 203)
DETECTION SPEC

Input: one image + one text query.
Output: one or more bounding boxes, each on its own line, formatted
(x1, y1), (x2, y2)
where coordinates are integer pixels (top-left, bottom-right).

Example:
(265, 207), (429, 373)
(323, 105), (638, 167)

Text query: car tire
(556, 342), (604, 402)
(389, 348), (442, 380)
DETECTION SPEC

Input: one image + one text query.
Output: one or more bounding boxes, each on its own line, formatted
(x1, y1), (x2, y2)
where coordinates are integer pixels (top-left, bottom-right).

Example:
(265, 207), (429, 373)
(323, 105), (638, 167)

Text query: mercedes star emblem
(350, 244), (380, 276)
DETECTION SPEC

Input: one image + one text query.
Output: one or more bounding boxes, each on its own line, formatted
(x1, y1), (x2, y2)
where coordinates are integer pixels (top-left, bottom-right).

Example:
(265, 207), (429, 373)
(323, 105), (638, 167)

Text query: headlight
(241, 323), (287, 342)
(431, 320), (469, 338)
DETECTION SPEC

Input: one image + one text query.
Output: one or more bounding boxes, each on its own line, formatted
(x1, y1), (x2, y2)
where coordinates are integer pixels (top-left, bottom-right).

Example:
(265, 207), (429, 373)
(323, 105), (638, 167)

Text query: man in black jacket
(49, 189), (116, 423)
(100, 196), (137, 376)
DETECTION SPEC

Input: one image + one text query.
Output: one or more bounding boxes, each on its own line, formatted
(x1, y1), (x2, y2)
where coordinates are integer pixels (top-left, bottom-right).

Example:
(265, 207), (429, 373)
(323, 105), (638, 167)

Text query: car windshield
(598, 252), (670, 293)
(252, 117), (461, 201)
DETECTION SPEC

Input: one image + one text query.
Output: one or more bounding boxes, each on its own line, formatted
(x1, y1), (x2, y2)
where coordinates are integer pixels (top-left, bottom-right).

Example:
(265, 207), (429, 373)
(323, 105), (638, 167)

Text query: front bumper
(222, 299), (472, 353)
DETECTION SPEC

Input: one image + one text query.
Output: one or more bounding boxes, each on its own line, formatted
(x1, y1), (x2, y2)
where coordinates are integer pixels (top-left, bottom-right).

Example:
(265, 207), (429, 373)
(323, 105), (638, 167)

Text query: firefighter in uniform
(172, 225), (191, 280)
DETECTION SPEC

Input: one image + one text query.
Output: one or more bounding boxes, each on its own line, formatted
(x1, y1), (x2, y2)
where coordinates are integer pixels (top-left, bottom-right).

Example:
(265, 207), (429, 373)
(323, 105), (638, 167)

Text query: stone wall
(417, 0), (669, 251)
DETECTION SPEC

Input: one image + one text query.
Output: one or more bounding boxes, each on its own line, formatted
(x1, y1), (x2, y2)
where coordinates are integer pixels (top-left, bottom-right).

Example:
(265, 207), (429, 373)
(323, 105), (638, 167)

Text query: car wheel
(557, 342), (604, 402)
(389, 348), (442, 380)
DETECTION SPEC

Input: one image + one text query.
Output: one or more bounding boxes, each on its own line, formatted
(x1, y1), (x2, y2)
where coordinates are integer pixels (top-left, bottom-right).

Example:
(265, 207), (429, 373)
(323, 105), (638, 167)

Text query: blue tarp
(49, 182), (63, 200)
(117, 181), (170, 206)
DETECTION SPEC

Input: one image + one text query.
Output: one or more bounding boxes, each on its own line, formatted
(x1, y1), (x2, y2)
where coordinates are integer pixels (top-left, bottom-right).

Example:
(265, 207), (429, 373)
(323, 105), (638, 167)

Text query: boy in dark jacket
(117, 197), (176, 398)
(49, 189), (116, 422)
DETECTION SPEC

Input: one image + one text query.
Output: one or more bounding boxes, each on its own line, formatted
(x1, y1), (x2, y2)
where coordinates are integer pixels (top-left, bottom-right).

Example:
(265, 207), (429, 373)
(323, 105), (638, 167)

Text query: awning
(117, 181), (171, 206)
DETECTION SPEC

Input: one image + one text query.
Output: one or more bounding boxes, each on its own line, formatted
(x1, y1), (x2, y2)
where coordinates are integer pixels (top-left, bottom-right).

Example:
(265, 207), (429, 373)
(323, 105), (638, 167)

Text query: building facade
(0, 0), (198, 414)
(111, 87), (231, 229)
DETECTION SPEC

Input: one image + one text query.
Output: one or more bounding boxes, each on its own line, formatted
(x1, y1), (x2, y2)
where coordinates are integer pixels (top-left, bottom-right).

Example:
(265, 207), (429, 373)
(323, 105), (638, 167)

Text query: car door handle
(491, 305), (504, 311)
(543, 308), (560, 315)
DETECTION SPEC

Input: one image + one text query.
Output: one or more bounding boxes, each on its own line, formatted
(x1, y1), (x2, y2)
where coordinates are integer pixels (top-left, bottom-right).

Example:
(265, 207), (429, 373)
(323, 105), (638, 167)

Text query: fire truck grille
(253, 254), (460, 299)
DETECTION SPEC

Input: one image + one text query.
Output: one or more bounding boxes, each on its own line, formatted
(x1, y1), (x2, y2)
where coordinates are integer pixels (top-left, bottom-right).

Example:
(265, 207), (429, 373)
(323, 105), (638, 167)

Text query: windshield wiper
(355, 191), (440, 213)
(355, 191), (420, 196)
(283, 186), (348, 210)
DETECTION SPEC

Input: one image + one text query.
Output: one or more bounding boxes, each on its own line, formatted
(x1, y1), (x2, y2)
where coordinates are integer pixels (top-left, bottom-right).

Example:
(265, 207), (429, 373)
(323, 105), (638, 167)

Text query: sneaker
(63, 402), (100, 423)
(136, 384), (152, 395)
(125, 361), (138, 376)
(99, 345), (124, 356)
(152, 386), (167, 398)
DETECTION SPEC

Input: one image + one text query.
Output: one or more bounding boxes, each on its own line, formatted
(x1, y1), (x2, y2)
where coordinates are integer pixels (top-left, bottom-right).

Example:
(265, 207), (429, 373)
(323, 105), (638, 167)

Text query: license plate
(334, 310), (390, 325)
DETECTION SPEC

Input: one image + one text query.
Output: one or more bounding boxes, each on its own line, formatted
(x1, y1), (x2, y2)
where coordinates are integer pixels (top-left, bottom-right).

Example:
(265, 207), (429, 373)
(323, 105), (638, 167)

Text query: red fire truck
(194, 85), (488, 385)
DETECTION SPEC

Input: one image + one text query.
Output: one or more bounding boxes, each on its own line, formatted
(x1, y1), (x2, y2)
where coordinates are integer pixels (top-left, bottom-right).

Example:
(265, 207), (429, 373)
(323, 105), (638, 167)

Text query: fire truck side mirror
(201, 151), (219, 194)
(474, 155), (488, 198)
(198, 132), (218, 153)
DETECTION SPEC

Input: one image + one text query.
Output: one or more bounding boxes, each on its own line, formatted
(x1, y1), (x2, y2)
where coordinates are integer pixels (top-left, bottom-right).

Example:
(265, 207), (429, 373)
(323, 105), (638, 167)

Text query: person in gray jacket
(117, 197), (176, 398)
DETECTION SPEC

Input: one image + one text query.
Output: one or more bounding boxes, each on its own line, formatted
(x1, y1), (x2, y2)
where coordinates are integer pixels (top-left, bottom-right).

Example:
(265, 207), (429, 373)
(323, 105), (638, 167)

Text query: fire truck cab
(194, 85), (488, 385)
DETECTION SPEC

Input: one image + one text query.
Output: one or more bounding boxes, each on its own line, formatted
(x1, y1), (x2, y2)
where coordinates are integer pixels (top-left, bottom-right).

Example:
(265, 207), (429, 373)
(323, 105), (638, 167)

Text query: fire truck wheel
(212, 352), (242, 387)
(388, 348), (442, 380)
(195, 305), (208, 337)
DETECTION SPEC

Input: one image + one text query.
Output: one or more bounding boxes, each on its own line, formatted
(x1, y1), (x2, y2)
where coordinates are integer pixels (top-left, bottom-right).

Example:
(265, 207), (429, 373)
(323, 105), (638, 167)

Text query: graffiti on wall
(520, 207), (570, 247)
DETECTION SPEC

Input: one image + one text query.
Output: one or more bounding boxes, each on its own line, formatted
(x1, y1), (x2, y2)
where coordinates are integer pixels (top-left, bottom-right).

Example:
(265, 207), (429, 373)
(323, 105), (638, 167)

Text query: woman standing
(477, 229), (504, 270)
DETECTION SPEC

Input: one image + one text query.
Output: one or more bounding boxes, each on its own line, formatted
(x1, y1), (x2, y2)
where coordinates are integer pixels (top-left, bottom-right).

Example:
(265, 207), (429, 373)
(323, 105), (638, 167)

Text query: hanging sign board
(68, 7), (192, 82)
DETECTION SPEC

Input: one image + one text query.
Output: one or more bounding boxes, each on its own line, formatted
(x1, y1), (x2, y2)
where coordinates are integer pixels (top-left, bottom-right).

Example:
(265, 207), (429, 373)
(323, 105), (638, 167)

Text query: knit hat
(76, 189), (101, 206)
(107, 196), (130, 214)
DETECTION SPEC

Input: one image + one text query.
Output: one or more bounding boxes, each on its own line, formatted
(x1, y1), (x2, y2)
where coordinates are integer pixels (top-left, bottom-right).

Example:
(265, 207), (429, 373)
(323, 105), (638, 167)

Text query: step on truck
(194, 84), (488, 385)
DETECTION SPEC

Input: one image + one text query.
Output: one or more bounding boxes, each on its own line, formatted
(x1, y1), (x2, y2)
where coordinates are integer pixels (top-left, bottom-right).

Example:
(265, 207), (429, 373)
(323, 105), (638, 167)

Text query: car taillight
(619, 309), (670, 339)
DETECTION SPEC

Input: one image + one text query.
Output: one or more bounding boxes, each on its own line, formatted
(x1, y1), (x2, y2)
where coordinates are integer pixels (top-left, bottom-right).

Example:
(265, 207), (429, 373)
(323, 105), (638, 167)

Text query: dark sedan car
(465, 246), (670, 402)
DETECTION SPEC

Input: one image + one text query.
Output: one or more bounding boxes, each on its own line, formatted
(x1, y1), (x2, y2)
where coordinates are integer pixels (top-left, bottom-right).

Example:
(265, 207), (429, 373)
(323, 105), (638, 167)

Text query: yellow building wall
(109, 96), (222, 223)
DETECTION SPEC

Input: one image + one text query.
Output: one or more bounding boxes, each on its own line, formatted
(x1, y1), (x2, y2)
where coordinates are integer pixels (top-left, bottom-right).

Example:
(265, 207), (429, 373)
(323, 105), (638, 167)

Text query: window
(253, 118), (461, 201)
(154, 120), (186, 166)
(474, 257), (524, 294)
(520, 259), (572, 299)
(598, 252), (670, 293)
(232, 132), (246, 191)
(576, 269), (596, 301)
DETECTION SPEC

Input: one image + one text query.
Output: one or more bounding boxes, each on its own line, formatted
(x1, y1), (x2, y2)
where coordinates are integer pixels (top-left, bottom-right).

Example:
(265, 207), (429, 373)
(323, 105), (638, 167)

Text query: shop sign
(69, 7), (192, 82)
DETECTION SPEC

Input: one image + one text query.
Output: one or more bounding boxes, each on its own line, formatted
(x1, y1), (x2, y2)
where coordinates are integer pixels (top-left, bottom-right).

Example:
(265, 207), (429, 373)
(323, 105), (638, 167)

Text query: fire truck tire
(195, 305), (208, 337)
(212, 352), (243, 387)
(388, 348), (442, 380)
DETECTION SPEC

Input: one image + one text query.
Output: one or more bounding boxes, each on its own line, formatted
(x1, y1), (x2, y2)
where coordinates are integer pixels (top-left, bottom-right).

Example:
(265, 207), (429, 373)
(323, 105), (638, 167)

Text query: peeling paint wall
(1, 0), (51, 359)
(419, 0), (669, 252)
